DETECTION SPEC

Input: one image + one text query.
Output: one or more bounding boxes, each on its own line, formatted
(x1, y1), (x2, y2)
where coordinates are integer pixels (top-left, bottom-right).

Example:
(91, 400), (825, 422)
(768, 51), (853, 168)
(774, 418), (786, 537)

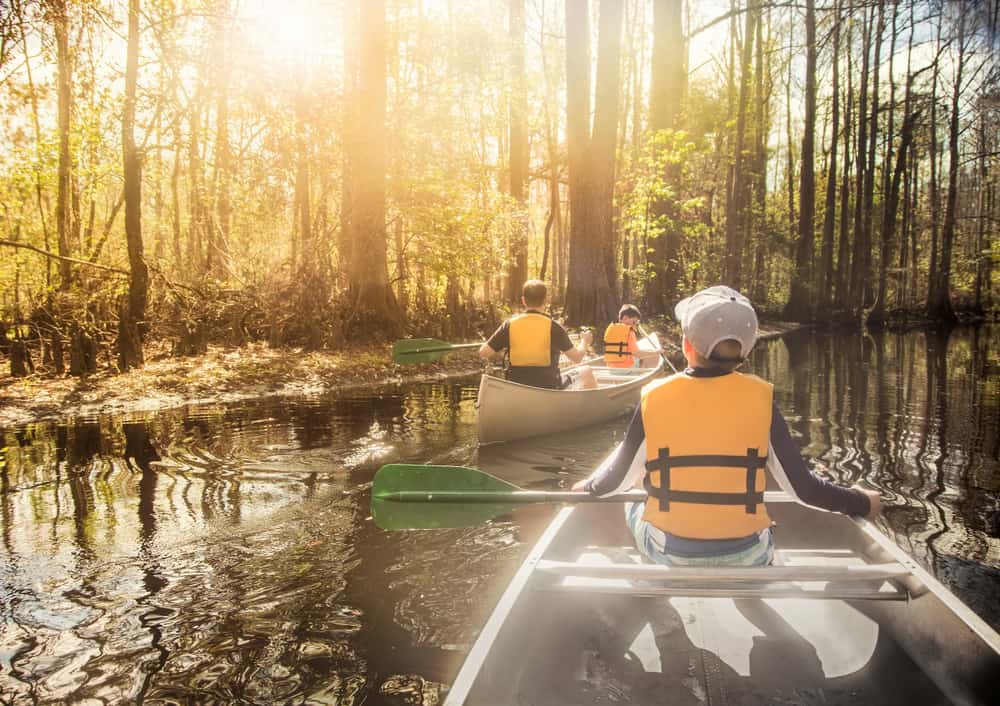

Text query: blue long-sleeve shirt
(585, 367), (871, 519)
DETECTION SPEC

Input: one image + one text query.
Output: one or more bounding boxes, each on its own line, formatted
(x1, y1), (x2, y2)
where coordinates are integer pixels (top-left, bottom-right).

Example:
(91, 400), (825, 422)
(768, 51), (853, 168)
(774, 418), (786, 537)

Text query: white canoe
(476, 335), (664, 445)
(444, 457), (1000, 705)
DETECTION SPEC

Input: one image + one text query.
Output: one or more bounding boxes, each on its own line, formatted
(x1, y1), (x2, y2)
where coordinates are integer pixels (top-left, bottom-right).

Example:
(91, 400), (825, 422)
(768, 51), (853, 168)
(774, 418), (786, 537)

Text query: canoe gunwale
(444, 483), (1000, 706)
(476, 357), (664, 445)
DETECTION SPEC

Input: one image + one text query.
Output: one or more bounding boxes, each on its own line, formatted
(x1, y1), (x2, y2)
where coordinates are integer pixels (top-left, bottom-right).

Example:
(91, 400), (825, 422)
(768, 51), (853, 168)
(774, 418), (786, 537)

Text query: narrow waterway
(0, 326), (997, 704)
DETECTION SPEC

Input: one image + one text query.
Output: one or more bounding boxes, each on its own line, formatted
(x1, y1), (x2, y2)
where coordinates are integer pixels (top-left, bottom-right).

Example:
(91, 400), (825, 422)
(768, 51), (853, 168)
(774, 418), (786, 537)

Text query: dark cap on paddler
(674, 285), (758, 361)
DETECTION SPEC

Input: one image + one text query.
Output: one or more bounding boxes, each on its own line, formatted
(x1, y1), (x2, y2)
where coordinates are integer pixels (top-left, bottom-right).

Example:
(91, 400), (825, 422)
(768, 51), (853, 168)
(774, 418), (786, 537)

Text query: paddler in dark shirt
(479, 280), (596, 390)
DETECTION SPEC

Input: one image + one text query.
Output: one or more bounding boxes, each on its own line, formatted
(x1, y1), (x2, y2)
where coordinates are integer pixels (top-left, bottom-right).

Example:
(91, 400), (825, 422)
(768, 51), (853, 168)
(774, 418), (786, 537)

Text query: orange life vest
(509, 313), (552, 367)
(603, 323), (634, 368)
(639, 371), (773, 539)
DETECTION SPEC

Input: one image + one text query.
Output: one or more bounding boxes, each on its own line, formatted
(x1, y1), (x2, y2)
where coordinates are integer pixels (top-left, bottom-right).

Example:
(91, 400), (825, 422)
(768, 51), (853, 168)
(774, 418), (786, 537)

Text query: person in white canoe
(574, 285), (882, 567)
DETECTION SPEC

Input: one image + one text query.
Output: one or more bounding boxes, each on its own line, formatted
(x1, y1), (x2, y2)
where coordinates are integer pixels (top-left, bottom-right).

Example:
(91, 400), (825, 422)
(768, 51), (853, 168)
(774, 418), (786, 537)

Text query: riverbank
(0, 321), (800, 428)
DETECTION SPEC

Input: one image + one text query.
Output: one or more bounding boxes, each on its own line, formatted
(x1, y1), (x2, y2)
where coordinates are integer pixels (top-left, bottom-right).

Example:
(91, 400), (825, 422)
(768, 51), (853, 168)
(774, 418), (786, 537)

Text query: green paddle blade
(369, 463), (650, 530)
(372, 463), (519, 530)
(373, 463), (521, 497)
(392, 338), (481, 364)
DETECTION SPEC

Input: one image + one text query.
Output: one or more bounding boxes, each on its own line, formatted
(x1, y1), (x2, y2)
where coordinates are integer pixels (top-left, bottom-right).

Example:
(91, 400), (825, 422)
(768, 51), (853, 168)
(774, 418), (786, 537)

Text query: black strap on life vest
(605, 339), (628, 358)
(643, 447), (767, 514)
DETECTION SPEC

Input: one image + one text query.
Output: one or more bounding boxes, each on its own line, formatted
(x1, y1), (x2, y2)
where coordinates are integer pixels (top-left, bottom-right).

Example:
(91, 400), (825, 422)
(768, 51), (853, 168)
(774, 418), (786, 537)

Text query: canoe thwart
(535, 582), (910, 601)
(534, 559), (911, 583)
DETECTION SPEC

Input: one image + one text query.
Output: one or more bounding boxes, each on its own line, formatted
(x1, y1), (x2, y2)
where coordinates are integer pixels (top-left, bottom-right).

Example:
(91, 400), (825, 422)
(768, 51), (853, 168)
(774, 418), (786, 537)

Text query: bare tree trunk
(18, 0), (53, 289)
(928, 10), (965, 322)
(344, 0), (403, 336)
(506, 0), (529, 302)
(909, 146), (920, 304)
(564, 0), (620, 325)
(860, 0), (885, 310)
(119, 0), (148, 371)
(539, 2), (558, 285)
(340, 0), (359, 287)
(724, 0), (756, 288)
(188, 89), (206, 275)
(871, 5), (908, 324)
(818, 0), (840, 315)
(294, 98), (312, 272)
(899, 4), (916, 311)
(835, 20), (852, 311)
(53, 0), (73, 290)
(784, 0), (816, 321)
(750, 6), (770, 305)
(593, 0), (624, 298)
(212, 2), (232, 277)
(973, 110), (987, 315)
(849, 4), (873, 311)
(926, 55), (942, 311)
(785, 18), (795, 270)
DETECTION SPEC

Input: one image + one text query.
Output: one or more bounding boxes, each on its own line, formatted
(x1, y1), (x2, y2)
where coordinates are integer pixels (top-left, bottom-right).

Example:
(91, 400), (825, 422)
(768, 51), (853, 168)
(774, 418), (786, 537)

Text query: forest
(0, 0), (997, 379)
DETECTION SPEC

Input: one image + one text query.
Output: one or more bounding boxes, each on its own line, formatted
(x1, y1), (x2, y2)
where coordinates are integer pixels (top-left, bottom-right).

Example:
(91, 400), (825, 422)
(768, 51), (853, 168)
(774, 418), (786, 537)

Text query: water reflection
(0, 328), (998, 703)
(0, 381), (491, 704)
(768, 326), (1000, 629)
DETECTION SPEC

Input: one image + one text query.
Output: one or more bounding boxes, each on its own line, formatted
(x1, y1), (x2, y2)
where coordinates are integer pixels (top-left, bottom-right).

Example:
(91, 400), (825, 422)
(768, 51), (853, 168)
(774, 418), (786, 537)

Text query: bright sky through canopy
(238, 0), (342, 71)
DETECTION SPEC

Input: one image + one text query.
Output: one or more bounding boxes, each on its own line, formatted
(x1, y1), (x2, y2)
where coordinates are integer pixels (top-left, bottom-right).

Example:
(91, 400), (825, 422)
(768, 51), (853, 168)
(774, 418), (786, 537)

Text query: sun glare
(238, 0), (341, 70)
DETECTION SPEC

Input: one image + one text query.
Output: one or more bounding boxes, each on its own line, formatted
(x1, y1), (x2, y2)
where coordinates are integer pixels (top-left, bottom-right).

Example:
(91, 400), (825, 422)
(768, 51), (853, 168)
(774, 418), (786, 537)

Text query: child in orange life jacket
(479, 279), (597, 390)
(603, 304), (662, 369)
(574, 286), (882, 566)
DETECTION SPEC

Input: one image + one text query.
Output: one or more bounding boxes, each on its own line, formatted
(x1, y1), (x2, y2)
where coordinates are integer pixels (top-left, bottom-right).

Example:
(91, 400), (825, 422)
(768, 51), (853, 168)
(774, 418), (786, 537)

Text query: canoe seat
(533, 554), (912, 601)
(535, 559), (910, 583)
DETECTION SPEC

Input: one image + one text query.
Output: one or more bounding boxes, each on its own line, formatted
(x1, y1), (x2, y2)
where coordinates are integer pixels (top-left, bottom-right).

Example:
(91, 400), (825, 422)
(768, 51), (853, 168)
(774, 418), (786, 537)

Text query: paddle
(371, 463), (645, 530)
(393, 338), (482, 364)
(393, 329), (593, 366)
(637, 325), (679, 374)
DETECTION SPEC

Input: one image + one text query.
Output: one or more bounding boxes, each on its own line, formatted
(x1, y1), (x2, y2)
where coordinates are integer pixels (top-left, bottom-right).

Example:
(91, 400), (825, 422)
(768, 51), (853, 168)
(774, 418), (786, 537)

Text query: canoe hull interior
(445, 501), (1000, 706)
(476, 360), (663, 445)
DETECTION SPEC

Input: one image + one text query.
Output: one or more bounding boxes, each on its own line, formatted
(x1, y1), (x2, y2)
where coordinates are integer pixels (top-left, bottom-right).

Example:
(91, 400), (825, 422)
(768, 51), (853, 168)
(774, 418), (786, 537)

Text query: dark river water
(1, 326), (997, 704)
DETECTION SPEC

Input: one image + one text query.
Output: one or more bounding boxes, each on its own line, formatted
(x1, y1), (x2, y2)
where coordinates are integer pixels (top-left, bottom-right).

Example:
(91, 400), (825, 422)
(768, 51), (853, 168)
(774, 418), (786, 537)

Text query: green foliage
(618, 129), (712, 292)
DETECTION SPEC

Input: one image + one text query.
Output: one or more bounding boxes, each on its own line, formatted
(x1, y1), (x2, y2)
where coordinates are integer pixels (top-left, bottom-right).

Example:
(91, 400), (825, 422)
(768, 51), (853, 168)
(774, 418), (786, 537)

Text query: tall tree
(871, 6), (920, 324)
(860, 0), (885, 310)
(210, 2), (232, 277)
(644, 0), (685, 314)
(343, 0), (403, 335)
(834, 20), (852, 311)
(926, 12), (943, 312)
(849, 4), (873, 310)
(783, 0), (816, 321)
(749, 5), (770, 305)
(724, 0), (757, 288)
(928, 8), (967, 322)
(817, 0), (841, 315)
(119, 0), (148, 370)
(563, 0), (622, 325)
(505, 0), (528, 302)
(53, 0), (73, 289)
(592, 0), (625, 298)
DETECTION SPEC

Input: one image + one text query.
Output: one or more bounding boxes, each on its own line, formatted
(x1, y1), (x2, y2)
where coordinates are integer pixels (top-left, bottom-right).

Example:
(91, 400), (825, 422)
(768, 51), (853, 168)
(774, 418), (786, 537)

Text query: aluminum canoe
(443, 468), (1000, 705)
(476, 336), (664, 445)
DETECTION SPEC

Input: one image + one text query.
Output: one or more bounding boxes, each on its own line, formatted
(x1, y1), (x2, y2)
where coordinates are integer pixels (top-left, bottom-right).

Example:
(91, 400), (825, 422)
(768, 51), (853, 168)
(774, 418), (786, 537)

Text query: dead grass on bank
(0, 340), (485, 428)
(0, 321), (799, 428)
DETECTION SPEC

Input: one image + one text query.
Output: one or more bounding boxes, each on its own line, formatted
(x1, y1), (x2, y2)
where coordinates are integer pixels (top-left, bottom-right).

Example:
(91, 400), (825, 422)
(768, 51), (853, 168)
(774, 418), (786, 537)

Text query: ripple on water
(380, 673), (444, 706)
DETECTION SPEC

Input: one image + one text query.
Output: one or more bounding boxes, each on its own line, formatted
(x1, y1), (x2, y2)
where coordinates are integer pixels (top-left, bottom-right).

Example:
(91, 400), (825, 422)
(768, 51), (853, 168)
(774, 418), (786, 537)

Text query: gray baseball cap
(674, 285), (758, 361)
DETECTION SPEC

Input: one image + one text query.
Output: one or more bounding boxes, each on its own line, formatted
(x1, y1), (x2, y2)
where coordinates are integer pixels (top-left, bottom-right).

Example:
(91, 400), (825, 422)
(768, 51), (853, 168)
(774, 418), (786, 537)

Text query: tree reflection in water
(0, 328), (997, 703)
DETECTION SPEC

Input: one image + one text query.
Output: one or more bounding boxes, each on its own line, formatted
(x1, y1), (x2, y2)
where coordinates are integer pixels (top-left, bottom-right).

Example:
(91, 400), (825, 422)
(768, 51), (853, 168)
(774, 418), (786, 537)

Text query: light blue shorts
(626, 502), (774, 566)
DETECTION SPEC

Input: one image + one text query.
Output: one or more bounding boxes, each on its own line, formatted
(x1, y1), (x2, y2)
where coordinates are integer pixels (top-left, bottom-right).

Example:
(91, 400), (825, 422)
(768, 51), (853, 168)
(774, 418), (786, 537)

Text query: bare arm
(479, 342), (498, 360)
(562, 329), (593, 363)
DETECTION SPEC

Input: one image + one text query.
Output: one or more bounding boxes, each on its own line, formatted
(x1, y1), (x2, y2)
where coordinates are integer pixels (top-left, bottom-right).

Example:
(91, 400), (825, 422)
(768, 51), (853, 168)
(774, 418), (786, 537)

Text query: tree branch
(0, 239), (130, 275)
